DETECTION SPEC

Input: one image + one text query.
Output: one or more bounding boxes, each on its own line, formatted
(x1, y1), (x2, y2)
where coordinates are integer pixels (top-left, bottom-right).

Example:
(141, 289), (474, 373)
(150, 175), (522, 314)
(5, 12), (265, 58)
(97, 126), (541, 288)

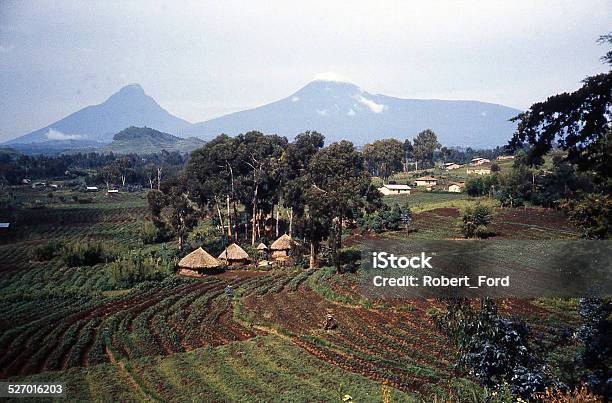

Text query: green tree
(509, 34), (612, 190)
(185, 134), (239, 238)
(440, 146), (451, 163)
(403, 139), (414, 172)
(363, 139), (404, 181)
(412, 129), (441, 169)
(147, 178), (198, 250)
(306, 141), (374, 272)
(561, 194), (612, 239)
(234, 131), (287, 244)
(280, 131), (325, 237)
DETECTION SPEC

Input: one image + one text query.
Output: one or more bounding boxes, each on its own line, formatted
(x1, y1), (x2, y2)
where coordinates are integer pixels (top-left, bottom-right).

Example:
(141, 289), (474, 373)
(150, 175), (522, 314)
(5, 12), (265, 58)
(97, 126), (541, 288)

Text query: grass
(382, 191), (499, 213)
(9, 335), (418, 402)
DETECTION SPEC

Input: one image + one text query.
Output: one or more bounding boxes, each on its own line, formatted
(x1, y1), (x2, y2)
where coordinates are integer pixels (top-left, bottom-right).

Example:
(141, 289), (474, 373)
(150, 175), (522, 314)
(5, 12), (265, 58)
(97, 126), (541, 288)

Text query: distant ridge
(6, 84), (191, 146)
(180, 75), (522, 148)
(5, 76), (523, 150)
(103, 126), (204, 154)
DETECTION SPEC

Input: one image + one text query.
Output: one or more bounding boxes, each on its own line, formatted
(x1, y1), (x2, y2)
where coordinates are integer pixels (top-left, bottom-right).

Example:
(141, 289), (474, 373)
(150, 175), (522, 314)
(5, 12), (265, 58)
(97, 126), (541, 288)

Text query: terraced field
(0, 189), (581, 401)
(11, 336), (418, 402)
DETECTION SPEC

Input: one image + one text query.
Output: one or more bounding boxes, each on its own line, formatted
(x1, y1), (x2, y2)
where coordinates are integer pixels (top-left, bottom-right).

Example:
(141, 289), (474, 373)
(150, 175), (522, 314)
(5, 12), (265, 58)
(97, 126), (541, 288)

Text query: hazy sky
(1, 0), (610, 142)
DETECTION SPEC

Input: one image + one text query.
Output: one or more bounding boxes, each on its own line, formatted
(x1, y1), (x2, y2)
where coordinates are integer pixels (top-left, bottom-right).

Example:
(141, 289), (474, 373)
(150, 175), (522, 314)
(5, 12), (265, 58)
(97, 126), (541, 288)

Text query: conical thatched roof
(270, 234), (293, 251)
(256, 242), (268, 250)
(218, 243), (250, 261)
(179, 247), (221, 269)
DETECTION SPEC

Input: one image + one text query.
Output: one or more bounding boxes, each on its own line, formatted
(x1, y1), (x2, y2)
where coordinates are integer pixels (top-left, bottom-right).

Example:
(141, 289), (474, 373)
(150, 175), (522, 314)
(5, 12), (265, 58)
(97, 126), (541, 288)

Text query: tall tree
(234, 131), (287, 244)
(403, 139), (414, 172)
(114, 156), (133, 187)
(412, 129), (441, 169)
(185, 134), (238, 237)
(279, 131), (325, 236)
(307, 141), (374, 273)
(363, 139), (404, 181)
(147, 177), (198, 250)
(509, 33), (612, 190)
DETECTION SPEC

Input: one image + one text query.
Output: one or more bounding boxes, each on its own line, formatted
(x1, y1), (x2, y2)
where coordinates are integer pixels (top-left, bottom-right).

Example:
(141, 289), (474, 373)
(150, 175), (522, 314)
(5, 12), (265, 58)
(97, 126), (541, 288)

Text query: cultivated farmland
(0, 189), (586, 401)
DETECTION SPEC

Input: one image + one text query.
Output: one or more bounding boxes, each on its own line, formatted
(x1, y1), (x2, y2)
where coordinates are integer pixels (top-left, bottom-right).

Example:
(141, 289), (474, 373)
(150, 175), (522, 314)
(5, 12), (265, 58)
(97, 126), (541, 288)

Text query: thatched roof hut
(270, 234), (292, 251)
(178, 247), (221, 275)
(256, 243), (268, 251)
(218, 243), (250, 265)
(270, 234), (293, 259)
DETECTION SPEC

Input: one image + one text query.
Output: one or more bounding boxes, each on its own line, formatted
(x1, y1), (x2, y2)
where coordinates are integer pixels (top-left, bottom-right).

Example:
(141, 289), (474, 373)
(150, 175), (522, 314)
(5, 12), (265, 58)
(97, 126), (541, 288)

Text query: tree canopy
(509, 34), (612, 190)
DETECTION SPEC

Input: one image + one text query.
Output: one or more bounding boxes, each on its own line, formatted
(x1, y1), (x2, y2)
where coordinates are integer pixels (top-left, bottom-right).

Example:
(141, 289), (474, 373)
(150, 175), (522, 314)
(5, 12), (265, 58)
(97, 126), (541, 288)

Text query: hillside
(103, 126), (204, 154)
(181, 76), (522, 148)
(6, 84), (191, 146)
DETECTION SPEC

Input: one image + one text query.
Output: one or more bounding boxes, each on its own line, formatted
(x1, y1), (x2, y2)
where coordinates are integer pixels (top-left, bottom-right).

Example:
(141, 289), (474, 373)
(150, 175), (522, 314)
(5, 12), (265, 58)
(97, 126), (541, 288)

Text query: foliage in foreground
(575, 298), (612, 397)
(436, 299), (554, 399)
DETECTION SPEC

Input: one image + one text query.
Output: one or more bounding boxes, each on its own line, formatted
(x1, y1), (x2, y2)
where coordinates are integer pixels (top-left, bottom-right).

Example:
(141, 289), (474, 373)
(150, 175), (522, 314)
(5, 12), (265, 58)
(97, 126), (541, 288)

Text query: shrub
(575, 298), (612, 397)
(360, 203), (410, 233)
(562, 193), (612, 239)
(436, 298), (553, 399)
(109, 251), (174, 288)
(140, 220), (171, 244)
(32, 239), (64, 261)
(460, 204), (492, 238)
(339, 247), (361, 273)
(61, 239), (115, 267)
(466, 175), (499, 197)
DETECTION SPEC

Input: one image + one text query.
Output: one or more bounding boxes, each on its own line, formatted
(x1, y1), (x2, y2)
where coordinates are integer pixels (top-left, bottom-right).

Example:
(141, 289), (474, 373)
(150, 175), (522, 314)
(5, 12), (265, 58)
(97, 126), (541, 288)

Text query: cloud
(291, 96), (299, 102)
(356, 95), (386, 113)
(313, 72), (354, 84)
(316, 109), (329, 116)
(46, 128), (83, 140)
(347, 108), (356, 116)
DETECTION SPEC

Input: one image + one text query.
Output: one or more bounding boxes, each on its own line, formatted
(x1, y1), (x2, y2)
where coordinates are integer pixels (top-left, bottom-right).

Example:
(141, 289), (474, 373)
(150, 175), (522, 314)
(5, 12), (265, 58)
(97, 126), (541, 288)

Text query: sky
(0, 0), (610, 142)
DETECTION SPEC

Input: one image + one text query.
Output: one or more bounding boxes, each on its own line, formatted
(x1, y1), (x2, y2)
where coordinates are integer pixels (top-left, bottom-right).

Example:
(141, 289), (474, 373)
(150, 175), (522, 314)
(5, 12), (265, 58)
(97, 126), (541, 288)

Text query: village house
(496, 155), (515, 160)
(86, 186), (99, 192)
(218, 243), (250, 266)
(414, 176), (438, 187)
(270, 234), (293, 260)
(178, 247), (222, 276)
(447, 182), (465, 193)
(377, 184), (411, 195)
(443, 162), (462, 170)
(31, 182), (46, 189)
(470, 157), (491, 165)
(466, 168), (491, 175)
